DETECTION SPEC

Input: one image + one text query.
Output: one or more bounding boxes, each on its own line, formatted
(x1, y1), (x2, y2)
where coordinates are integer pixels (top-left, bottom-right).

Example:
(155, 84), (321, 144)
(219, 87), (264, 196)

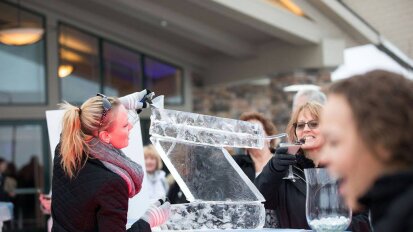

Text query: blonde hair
(144, 144), (163, 170)
(286, 102), (323, 143)
(59, 96), (120, 178)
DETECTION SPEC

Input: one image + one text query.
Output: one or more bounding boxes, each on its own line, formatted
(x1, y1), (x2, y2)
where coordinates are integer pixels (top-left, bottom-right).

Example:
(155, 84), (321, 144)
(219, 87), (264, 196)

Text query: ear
(376, 145), (392, 162)
(98, 130), (111, 144)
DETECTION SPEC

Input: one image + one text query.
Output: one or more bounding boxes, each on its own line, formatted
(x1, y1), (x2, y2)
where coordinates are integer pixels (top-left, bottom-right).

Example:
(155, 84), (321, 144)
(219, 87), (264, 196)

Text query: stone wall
(192, 71), (331, 133)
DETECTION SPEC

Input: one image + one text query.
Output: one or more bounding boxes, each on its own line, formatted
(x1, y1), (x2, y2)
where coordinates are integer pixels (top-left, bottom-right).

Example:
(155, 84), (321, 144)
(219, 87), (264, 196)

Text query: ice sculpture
(150, 108), (266, 230)
(150, 108), (265, 148)
(164, 202), (264, 230)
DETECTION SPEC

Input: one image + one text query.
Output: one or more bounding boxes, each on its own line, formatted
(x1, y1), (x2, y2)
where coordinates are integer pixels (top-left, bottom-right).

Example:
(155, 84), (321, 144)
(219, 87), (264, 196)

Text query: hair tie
(78, 107), (82, 116)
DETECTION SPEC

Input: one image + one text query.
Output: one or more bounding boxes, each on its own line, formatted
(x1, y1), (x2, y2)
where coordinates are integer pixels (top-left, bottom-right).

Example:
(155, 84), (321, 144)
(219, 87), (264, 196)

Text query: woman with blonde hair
(144, 144), (168, 200)
(255, 102), (370, 230)
(51, 90), (170, 232)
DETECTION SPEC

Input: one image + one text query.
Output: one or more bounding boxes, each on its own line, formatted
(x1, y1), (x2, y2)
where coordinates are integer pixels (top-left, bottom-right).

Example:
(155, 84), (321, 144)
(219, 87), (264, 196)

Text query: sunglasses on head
(294, 120), (319, 131)
(96, 93), (112, 128)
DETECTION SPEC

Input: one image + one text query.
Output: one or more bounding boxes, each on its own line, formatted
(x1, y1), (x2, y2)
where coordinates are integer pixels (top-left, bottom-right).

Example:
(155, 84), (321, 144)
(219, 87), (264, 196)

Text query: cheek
(324, 141), (354, 177)
(347, 150), (375, 197)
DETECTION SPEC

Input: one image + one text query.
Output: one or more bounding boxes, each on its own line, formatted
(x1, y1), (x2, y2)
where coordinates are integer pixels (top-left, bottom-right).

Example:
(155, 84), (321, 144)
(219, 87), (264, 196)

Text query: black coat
(359, 168), (413, 232)
(232, 154), (256, 182)
(254, 153), (371, 231)
(51, 144), (150, 232)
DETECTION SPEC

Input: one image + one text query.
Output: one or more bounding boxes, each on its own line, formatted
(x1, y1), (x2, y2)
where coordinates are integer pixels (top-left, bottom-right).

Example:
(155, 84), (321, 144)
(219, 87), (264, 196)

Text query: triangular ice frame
(151, 137), (265, 202)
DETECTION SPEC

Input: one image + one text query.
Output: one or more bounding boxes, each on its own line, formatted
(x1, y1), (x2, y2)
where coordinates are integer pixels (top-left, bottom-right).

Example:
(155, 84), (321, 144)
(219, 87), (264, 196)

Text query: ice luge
(149, 108), (266, 230)
(163, 201), (265, 230)
(150, 108), (265, 149)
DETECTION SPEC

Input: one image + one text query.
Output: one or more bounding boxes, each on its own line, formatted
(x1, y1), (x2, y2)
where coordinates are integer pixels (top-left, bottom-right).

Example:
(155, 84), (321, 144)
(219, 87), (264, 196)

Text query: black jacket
(51, 144), (150, 232)
(359, 168), (413, 232)
(255, 153), (371, 231)
(232, 154), (256, 182)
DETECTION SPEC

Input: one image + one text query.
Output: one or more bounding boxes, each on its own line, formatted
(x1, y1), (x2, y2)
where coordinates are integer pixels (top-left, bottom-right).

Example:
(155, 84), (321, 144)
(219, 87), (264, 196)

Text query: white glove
(141, 198), (171, 228)
(119, 89), (155, 111)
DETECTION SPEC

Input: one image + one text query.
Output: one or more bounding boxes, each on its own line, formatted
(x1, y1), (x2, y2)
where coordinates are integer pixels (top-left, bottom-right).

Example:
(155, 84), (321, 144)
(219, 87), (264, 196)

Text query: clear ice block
(151, 137), (265, 202)
(149, 109), (267, 230)
(163, 201), (265, 230)
(150, 108), (264, 149)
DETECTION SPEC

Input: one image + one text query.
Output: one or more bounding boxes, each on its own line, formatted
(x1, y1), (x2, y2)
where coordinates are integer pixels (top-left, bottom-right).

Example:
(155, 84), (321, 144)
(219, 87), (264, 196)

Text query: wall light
(0, 1), (44, 46)
(58, 64), (74, 78)
(0, 27), (44, 46)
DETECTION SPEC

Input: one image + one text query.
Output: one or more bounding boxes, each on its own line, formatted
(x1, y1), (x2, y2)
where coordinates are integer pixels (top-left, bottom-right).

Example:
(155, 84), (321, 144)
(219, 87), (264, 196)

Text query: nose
(303, 123), (312, 131)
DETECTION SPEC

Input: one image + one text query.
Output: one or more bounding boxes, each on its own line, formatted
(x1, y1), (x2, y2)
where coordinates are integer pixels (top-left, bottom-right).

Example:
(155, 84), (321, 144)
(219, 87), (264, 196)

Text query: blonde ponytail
(58, 96), (121, 178)
(59, 101), (88, 178)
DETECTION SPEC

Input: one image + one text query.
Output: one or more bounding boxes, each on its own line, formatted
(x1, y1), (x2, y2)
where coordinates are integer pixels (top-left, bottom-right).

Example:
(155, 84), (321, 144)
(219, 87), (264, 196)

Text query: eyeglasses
(294, 120), (319, 131)
(96, 93), (112, 128)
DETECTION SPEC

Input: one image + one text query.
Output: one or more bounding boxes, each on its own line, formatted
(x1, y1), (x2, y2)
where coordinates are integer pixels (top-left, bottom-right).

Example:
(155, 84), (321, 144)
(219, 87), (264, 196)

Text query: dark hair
(327, 70), (413, 167)
(240, 111), (278, 148)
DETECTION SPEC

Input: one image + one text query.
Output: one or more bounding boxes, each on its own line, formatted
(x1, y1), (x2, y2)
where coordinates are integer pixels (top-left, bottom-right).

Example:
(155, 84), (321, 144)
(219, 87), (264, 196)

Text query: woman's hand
(141, 198), (171, 228)
(119, 89), (155, 112)
(39, 193), (52, 215)
(270, 146), (297, 172)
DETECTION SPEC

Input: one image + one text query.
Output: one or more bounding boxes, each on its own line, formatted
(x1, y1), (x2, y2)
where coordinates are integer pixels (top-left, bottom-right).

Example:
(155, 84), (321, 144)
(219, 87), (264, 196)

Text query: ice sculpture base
(163, 201), (265, 230)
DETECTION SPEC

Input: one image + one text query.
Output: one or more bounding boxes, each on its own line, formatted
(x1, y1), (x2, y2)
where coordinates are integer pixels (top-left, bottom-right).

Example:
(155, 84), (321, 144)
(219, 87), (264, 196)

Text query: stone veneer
(192, 71), (331, 133)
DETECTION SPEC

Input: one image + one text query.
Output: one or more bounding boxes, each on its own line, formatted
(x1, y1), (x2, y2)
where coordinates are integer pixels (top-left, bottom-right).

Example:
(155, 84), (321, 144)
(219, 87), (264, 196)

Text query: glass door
(0, 121), (49, 231)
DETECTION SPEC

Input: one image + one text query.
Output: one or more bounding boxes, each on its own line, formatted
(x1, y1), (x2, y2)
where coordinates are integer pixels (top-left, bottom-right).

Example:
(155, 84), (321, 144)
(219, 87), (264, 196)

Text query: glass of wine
(266, 133), (302, 181)
(279, 142), (301, 181)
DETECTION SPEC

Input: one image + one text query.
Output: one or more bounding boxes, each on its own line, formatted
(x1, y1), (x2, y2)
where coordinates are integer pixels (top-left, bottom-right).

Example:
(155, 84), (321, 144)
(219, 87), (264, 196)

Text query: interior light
(279, 0), (304, 16)
(58, 64), (74, 78)
(0, 27), (44, 46)
(0, 1), (44, 46)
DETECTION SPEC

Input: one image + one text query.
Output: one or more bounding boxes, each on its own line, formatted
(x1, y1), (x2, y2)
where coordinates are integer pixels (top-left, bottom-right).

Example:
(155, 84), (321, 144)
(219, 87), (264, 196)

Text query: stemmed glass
(266, 133), (301, 181)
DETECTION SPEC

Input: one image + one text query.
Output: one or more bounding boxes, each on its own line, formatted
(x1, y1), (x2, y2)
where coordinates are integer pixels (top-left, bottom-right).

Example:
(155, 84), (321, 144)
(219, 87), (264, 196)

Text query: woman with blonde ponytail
(51, 90), (171, 232)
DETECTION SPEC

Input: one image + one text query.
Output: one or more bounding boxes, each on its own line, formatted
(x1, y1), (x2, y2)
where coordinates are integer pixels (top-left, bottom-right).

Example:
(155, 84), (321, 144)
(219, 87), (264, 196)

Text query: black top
(232, 154), (256, 181)
(51, 143), (150, 232)
(0, 174), (11, 202)
(255, 151), (371, 231)
(359, 168), (413, 232)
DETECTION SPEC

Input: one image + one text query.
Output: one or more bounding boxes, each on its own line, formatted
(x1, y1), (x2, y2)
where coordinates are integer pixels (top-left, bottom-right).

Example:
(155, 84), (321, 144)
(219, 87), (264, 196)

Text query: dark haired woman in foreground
(321, 70), (413, 232)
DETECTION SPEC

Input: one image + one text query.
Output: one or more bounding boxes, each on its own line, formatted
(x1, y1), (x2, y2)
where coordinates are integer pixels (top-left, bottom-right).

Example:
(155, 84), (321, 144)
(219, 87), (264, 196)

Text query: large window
(59, 24), (100, 104)
(0, 2), (46, 105)
(145, 57), (183, 105)
(103, 42), (142, 96)
(58, 24), (184, 105)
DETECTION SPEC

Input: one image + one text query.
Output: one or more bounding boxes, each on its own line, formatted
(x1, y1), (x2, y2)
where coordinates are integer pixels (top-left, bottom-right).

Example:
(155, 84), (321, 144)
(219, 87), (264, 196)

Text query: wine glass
(304, 168), (351, 232)
(266, 133), (301, 181)
(279, 142), (301, 181)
